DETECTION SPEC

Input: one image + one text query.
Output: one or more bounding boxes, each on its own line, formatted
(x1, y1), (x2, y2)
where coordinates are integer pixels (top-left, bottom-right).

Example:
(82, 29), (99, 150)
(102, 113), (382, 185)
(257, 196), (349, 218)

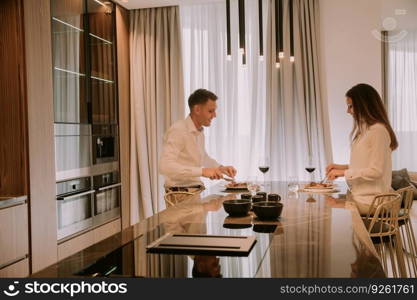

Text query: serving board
(146, 233), (256, 256)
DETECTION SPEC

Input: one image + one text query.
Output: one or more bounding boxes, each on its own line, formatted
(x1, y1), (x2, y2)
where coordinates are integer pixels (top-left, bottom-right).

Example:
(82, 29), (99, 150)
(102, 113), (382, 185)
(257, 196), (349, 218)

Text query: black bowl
(267, 193), (281, 202)
(223, 199), (251, 217)
(256, 192), (267, 201)
(223, 223), (252, 229)
(241, 193), (252, 200)
(253, 224), (277, 233)
(251, 195), (264, 205)
(252, 201), (283, 220)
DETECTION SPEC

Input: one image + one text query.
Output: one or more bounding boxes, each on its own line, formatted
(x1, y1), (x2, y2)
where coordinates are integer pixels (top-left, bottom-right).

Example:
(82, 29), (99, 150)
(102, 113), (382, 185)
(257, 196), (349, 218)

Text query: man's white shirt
(159, 115), (220, 187)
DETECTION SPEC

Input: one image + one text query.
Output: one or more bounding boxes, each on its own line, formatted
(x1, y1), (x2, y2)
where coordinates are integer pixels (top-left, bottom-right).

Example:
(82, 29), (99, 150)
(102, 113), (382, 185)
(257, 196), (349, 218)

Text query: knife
(319, 174), (328, 184)
(223, 176), (235, 182)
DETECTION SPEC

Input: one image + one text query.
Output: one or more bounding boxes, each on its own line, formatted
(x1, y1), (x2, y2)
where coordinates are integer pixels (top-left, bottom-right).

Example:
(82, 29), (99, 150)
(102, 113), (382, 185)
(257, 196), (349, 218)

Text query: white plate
(302, 187), (339, 193)
(303, 183), (335, 189)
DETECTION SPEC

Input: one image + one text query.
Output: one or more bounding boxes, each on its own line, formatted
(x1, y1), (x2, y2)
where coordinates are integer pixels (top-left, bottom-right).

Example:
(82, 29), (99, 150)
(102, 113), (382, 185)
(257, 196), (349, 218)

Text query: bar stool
(396, 186), (417, 277)
(164, 192), (195, 208)
(362, 193), (406, 277)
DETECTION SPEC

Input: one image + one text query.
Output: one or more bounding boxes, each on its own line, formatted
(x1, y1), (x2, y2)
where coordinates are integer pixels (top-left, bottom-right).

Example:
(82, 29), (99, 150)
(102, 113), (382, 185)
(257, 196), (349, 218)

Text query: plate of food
(225, 182), (249, 191)
(302, 182), (338, 193)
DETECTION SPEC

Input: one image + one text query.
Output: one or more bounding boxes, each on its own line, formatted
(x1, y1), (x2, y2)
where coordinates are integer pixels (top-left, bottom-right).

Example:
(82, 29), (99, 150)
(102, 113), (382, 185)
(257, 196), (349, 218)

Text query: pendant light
(226, 0), (232, 61)
(274, 0), (280, 68)
(258, 0), (263, 61)
(289, 0), (295, 62)
(278, 0), (284, 59)
(238, 0), (246, 64)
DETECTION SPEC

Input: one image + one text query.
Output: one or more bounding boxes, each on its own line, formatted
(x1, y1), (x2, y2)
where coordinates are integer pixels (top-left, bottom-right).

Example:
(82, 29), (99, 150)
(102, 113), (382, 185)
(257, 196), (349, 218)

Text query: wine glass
(258, 156), (270, 186)
(305, 155), (316, 183)
(247, 176), (259, 196)
(288, 175), (299, 193)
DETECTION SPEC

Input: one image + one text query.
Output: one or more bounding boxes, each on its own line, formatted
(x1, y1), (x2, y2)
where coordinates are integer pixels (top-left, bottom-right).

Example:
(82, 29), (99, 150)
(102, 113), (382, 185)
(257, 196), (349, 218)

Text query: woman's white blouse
(345, 123), (392, 207)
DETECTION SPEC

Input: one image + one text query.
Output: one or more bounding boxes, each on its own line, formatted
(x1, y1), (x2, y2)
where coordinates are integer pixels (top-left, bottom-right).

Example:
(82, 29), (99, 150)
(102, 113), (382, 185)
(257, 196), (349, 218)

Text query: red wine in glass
(259, 166), (270, 173)
(305, 167), (315, 173)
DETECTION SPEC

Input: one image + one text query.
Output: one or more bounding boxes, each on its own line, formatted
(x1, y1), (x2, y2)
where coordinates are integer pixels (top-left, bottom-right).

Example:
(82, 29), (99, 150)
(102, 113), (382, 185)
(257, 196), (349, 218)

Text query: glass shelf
(91, 76), (114, 84)
(54, 67), (86, 77)
(52, 17), (84, 32)
(89, 33), (112, 45)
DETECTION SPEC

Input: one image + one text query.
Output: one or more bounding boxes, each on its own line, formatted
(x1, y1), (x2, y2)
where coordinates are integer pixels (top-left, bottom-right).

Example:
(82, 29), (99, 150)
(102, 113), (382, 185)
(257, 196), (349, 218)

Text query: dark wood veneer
(0, 0), (29, 197)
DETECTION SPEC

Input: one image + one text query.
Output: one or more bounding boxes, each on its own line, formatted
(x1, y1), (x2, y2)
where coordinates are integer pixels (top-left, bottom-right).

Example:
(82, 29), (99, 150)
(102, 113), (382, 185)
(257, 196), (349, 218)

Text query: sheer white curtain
(387, 30), (417, 171)
(265, 0), (330, 182)
(180, 0), (330, 184)
(180, 0), (268, 185)
(130, 7), (185, 223)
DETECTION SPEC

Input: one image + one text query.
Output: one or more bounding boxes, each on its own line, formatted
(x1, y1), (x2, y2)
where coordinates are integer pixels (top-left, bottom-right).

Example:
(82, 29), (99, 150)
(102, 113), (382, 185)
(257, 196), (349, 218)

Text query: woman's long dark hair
(346, 83), (398, 150)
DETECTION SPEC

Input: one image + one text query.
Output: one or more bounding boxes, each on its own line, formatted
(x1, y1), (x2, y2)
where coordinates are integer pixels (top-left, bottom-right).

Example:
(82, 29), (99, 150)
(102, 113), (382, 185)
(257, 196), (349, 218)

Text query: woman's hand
(327, 169), (345, 180)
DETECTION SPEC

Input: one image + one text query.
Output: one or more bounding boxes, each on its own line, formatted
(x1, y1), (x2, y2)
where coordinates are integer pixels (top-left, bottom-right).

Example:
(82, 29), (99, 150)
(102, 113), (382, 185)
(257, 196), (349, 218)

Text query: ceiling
(114, 0), (223, 10)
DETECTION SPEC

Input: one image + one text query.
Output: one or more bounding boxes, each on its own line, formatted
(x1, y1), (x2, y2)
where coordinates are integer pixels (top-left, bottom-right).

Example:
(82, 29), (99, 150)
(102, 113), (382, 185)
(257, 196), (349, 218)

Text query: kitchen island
(32, 181), (384, 278)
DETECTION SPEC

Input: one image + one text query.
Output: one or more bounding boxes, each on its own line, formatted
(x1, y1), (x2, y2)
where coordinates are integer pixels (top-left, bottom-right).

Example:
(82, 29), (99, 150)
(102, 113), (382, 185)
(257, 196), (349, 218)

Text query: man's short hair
(188, 89), (218, 110)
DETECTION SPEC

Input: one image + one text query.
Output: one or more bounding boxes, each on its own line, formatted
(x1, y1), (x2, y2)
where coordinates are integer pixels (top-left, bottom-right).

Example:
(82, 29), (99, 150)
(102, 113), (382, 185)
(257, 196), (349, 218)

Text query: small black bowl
(223, 223), (252, 229)
(256, 192), (267, 201)
(253, 224), (277, 233)
(223, 199), (251, 217)
(252, 201), (283, 220)
(241, 193), (252, 200)
(251, 195), (264, 205)
(267, 193), (281, 202)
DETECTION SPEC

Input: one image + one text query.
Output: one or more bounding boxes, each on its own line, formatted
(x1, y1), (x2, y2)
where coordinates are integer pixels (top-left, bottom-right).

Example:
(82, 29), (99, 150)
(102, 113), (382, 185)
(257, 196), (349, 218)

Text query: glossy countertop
(32, 181), (385, 278)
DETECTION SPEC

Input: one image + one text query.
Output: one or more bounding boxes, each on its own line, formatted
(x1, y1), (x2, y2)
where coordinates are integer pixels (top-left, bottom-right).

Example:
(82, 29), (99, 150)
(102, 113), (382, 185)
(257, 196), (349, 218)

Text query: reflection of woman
(326, 84), (398, 214)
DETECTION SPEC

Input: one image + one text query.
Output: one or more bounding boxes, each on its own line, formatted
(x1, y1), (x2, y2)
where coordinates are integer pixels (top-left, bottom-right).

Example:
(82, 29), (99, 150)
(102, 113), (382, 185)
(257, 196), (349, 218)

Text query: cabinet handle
(57, 190), (95, 201)
(0, 254), (28, 270)
(97, 183), (122, 192)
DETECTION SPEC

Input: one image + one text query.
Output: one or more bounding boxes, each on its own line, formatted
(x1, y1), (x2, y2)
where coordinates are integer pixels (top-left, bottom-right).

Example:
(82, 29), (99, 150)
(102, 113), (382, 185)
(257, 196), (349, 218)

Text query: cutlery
(223, 176), (235, 182)
(319, 175), (328, 184)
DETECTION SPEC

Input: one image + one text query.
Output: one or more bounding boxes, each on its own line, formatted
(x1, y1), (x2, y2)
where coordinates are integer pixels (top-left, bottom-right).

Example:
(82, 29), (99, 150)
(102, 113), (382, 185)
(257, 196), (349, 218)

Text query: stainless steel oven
(92, 124), (118, 164)
(93, 172), (121, 226)
(56, 177), (95, 240)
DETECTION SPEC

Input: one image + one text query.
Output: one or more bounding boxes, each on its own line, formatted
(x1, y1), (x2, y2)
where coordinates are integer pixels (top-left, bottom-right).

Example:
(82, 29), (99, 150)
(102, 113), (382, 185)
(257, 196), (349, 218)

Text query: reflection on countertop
(32, 182), (385, 278)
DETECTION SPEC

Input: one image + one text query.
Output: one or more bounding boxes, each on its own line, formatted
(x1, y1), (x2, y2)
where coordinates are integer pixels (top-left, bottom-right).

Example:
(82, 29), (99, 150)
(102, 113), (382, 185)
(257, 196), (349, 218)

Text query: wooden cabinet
(0, 0), (28, 197)
(0, 258), (29, 278)
(58, 218), (121, 260)
(0, 203), (29, 276)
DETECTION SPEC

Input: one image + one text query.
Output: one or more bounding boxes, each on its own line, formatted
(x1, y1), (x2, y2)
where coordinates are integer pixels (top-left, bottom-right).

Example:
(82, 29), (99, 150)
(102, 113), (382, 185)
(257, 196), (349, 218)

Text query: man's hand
(325, 163), (338, 175)
(202, 167), (223, 180)
(327, 169), (345, 180)
(219, 165), (237, 178)
(326, 163), (348, 175)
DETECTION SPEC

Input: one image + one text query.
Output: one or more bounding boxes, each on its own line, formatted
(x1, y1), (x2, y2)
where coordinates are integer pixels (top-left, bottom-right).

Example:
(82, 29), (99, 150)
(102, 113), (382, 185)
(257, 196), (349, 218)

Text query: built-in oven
(55, 124), (92, 179)
(93, 172), (121, 226)
(56, 177), (95, 241)
(92, 124), (118, 164)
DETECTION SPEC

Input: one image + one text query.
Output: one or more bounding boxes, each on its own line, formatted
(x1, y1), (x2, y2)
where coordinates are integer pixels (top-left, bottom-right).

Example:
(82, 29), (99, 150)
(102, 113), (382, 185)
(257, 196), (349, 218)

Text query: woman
(326, 83), (398, 214)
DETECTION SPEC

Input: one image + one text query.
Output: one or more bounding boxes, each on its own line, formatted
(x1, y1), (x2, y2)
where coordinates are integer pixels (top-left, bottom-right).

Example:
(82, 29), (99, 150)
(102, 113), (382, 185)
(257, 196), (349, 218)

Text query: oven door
(93, 183), (121, 226)
(57, 190), (95, 240)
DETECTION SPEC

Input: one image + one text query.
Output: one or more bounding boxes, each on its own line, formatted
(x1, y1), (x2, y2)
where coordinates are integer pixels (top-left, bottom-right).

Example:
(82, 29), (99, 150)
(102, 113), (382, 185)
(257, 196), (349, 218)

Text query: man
(159, 89), (237, 193)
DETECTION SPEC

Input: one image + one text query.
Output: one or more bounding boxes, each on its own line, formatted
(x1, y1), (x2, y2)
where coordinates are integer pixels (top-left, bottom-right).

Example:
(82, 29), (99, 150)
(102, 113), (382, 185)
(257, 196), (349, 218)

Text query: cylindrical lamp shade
(226, 0), (231, 57)
(238, 0), (246, 64)
(258, 0), (263, 57)
(289, 0), (295, 61)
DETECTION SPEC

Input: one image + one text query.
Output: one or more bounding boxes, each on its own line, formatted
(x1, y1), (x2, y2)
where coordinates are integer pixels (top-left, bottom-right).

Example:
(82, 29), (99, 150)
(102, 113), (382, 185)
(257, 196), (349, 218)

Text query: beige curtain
(129, 6), (185, 223)
(266, 0), (332, 180)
